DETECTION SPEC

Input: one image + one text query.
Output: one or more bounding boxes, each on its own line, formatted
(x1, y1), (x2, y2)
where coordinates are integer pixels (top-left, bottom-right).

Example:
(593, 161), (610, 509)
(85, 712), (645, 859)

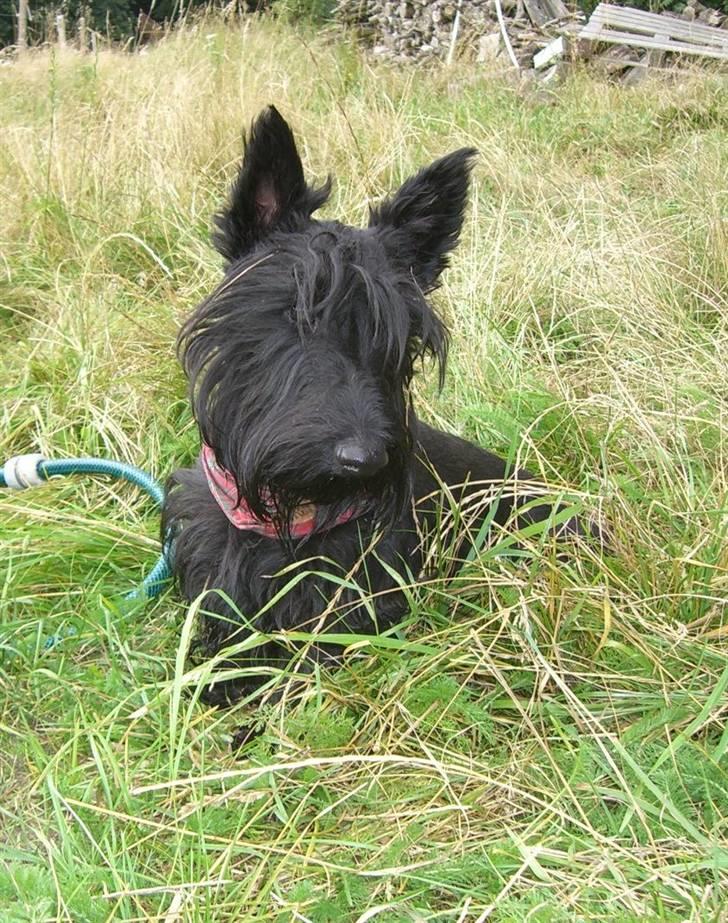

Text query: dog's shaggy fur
(164, 107), (589, 705)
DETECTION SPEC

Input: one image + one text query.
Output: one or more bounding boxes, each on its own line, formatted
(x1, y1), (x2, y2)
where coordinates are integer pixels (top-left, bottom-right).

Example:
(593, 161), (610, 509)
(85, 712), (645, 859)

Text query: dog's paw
(199, 678), (248, 708)
(231, 723), (262, 752)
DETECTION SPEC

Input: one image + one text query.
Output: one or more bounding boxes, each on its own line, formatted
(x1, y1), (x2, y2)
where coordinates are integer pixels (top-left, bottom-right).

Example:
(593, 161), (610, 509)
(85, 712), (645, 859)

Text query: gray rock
(477, 31), (501, 61)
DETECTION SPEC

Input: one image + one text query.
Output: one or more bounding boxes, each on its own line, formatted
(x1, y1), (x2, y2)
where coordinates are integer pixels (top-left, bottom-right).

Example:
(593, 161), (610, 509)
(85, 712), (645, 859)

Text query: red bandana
(201, 443), (360, 538)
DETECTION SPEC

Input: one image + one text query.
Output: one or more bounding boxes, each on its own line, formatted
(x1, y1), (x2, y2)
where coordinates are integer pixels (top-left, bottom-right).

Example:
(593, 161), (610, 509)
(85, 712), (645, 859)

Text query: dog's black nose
(335, 441), (389, 477)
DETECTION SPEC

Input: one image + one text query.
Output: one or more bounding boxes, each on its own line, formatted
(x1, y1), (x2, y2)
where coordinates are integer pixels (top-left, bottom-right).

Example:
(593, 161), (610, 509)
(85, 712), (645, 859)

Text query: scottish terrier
(164, 106), (591, 706)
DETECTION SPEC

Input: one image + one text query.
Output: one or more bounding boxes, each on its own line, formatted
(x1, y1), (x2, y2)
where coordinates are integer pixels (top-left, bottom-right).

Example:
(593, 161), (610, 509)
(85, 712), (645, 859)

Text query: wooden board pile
(535, 0), (728, 83)
(333, 0), (583, 68)
(334, 0), (728, 76)
(581, 0), (728, 80)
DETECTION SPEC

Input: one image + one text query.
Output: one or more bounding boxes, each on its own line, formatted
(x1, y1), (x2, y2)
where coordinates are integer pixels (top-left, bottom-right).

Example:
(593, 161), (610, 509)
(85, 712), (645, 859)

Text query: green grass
(1, 18), (727, 921)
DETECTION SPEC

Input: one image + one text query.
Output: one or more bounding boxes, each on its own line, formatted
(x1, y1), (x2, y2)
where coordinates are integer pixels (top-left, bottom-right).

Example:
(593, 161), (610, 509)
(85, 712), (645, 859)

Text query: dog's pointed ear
(212, 106), (331, 263)
(369, 148), (477, 291)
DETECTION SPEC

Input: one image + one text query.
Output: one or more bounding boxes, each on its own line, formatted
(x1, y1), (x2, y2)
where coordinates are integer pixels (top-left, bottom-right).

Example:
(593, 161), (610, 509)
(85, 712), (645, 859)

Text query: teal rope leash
(1, 453), (172, 601)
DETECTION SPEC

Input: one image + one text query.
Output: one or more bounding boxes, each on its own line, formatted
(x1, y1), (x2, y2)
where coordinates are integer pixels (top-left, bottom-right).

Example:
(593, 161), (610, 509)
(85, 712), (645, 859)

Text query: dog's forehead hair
(191, 214), (447, 388)
(288, 220), (392, 281)
(286, 222), (433, 361)
(217, 221), (422, 329)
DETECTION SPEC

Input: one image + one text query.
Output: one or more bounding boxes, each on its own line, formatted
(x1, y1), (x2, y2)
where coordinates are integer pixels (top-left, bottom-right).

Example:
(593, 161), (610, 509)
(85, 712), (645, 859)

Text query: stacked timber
(334, 0), (728, 73)
(334, 0), (581, 66)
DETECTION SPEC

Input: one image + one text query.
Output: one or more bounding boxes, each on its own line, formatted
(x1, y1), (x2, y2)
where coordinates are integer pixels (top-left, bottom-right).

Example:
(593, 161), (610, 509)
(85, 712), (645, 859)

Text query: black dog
(164, 106), (590, 705)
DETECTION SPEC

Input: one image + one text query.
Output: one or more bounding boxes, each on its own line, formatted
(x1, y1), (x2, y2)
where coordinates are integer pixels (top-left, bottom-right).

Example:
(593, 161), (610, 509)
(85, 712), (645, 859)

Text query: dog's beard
(192, 383), (435, 539)
(214, 433), (412, 538)
(268, 471), (409, 539)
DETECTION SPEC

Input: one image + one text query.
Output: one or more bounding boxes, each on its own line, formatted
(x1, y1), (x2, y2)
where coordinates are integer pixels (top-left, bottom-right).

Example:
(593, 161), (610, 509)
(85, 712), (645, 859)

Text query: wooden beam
(17, 0), (29, 51)
(579, 2), (728, 60)
(542, 0), (570, 21)
(595, 3), (728, 44)
(534, 35), (564, 68)
(646, 33), (668, 66)
(579, 24), (728, 60)
(56, 11), (66, 48)
(522, 0), (549, 27)
(78, 10), (87, 52)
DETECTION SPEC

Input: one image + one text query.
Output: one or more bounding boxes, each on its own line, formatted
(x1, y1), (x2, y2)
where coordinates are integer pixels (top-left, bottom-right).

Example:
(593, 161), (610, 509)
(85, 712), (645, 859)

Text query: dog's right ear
(212, 106), (331, 264)
(369, 148), (477, 292)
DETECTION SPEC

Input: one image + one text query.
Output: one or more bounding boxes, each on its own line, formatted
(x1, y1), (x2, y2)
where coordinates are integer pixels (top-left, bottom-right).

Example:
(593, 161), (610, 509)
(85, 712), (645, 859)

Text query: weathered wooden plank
(593, 52), (678, 73)
(601, 9), (728, 45)
(622, 59), (650, 85)
(522, 0), (549, 27)
(646, 34), (668, 66)
(596, 2), (725, 35)
(534, 34), (564, 68)
(593, 45), (642, 72)
(541, 0), (570, 21)
(596, 52), (649, 69)
(578, 24), (728, 59)
(579, 17), (606, 39)
(591, 3), (728, 45)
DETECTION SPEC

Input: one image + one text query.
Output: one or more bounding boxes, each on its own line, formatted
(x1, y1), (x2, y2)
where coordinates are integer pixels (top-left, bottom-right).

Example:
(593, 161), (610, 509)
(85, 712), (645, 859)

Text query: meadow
(1, 16), (727, 921)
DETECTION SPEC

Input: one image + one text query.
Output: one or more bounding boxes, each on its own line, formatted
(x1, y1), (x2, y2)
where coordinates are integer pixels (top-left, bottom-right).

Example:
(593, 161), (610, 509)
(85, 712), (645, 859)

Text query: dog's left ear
(213, 106), (331, 264)
(369, 148), (477, 291)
